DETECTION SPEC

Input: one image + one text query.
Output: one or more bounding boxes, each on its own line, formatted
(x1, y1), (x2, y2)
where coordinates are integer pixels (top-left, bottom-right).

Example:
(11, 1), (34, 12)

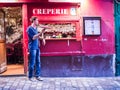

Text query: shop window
(2, 7), (22, 44)
(38, 22), (76, 39)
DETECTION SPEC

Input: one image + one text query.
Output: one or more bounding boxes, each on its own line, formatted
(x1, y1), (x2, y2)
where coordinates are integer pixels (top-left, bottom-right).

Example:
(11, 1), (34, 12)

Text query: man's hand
(41, 28), (46, 33)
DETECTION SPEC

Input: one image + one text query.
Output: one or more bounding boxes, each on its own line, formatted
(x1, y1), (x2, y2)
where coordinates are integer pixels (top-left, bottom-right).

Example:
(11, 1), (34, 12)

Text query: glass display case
(38, 22), (76, 40)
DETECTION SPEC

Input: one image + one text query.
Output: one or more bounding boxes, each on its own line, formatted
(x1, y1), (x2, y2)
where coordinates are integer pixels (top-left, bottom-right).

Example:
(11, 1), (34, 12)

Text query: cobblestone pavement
(0, 76), (120, 90)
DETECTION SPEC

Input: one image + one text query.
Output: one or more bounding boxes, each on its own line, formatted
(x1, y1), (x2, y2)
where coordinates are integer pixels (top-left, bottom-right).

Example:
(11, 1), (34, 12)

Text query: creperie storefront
(0, 0), (115, 77)
(26, 3), (84, 76)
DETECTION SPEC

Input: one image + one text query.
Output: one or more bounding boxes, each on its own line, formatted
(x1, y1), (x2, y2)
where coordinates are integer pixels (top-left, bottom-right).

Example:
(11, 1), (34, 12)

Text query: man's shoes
(36, 77), (43, 81)
(29, 78), (36, 82)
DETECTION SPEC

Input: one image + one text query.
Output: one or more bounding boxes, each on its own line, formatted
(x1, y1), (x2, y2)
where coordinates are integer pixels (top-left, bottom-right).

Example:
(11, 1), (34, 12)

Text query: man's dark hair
(30, 16), (37, 23)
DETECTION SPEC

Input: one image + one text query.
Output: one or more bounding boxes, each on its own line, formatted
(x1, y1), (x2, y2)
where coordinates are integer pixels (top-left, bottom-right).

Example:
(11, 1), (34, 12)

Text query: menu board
(83, 17), (101, 35)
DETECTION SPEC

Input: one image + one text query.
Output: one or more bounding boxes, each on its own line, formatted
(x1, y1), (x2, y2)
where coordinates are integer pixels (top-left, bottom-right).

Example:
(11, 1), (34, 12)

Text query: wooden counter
(44, 38), (76, 40)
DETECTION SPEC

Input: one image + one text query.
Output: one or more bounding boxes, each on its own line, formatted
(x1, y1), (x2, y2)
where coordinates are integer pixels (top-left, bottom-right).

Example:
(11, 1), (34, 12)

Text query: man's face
(34, 18), (39, 26)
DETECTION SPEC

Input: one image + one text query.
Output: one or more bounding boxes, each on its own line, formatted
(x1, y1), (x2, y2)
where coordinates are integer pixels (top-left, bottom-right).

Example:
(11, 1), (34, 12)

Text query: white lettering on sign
(33, 8), (69, 15)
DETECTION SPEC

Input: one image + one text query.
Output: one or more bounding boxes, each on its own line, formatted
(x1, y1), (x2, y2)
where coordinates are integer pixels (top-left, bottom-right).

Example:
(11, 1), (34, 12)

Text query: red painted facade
(23, 0), (115, 56)
(0, 0), (115, 74)
(81, 0), (114, 55)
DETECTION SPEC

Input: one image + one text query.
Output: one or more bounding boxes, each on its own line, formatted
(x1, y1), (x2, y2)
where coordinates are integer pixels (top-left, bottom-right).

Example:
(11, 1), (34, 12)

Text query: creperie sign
(33, 8), (68, 15)
(33, 8), (77, 15)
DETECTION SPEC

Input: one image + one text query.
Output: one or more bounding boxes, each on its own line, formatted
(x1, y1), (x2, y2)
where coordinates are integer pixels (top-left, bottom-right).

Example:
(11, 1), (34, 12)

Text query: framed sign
(83, 17), (101, 35)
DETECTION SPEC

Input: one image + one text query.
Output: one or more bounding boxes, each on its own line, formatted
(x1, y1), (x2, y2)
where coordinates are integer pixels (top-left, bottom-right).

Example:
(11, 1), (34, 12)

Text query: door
(0, 9), (7, 73)
(114, 0), (120, 76)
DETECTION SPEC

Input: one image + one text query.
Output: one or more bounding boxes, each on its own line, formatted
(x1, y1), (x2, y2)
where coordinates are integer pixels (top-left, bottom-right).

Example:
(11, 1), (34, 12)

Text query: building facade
(0, 0), (115, 77)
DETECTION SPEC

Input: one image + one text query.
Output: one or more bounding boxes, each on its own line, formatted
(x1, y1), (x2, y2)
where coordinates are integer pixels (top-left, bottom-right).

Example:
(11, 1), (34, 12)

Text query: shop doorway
(0, 7), (24, 75)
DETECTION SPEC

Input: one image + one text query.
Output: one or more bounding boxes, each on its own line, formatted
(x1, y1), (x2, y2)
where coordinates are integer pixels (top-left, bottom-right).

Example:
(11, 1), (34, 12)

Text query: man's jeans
(28, 49), (41, 78)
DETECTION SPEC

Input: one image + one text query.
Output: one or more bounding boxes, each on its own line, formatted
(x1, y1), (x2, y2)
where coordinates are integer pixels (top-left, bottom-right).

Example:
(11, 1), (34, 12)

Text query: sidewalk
(0, 76), (120, 90)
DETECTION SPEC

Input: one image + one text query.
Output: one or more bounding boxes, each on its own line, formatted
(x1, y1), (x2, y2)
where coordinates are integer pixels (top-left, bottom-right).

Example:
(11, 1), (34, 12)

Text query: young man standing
(27, 16), (45, 81)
